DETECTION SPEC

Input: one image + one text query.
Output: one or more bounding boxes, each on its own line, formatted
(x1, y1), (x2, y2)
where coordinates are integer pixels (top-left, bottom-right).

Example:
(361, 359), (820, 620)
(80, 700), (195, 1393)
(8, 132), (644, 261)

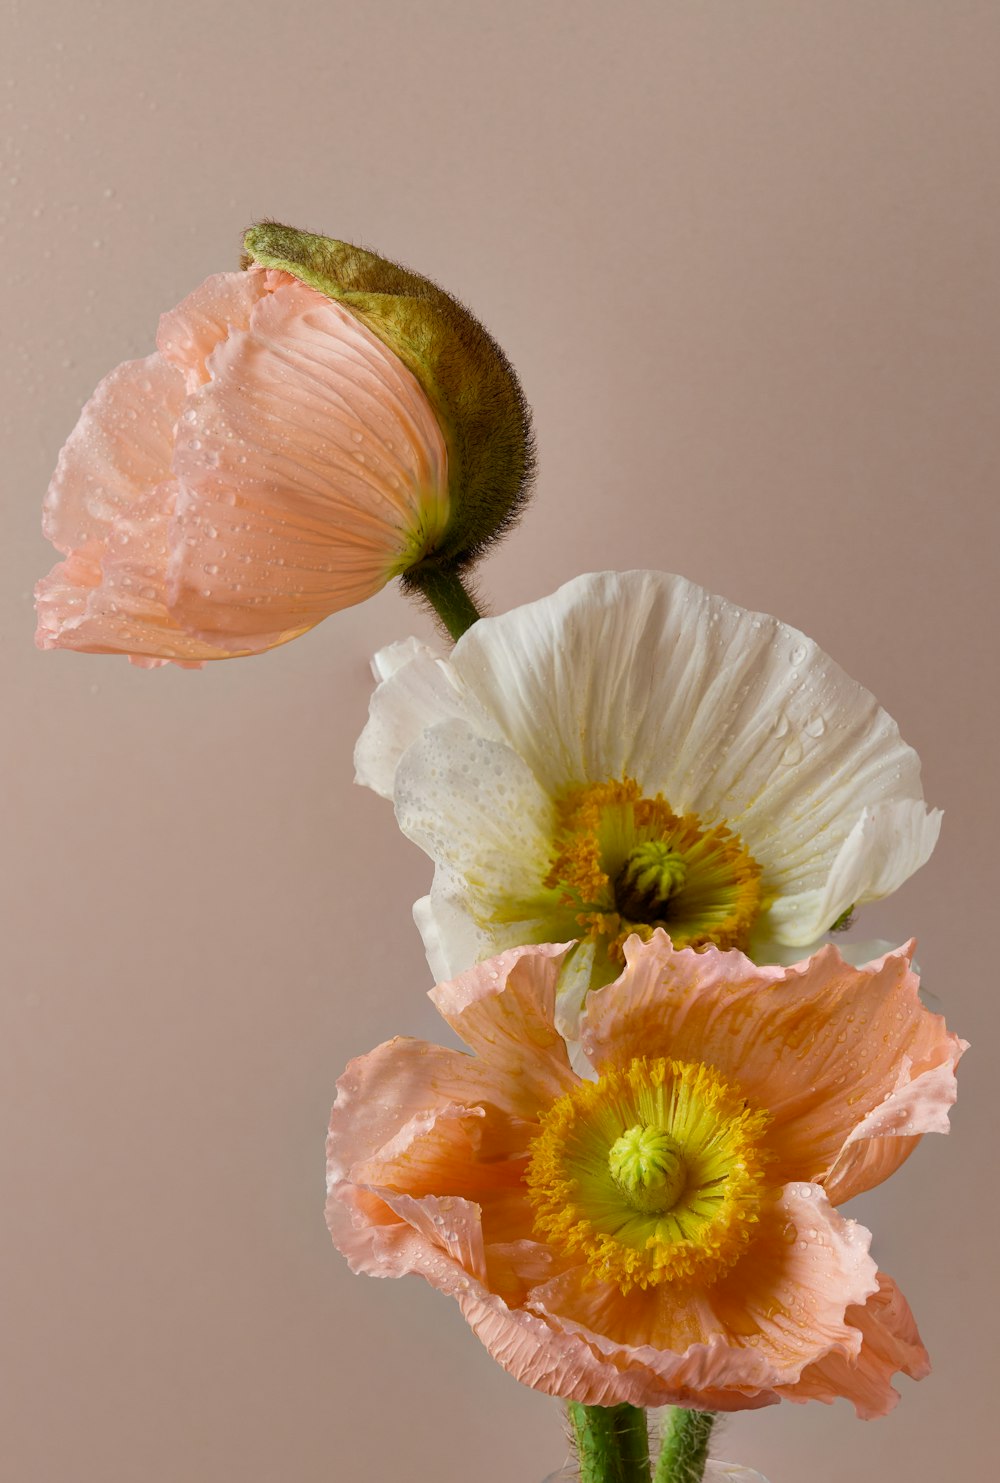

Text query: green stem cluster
(567, 1405), (717, 1483)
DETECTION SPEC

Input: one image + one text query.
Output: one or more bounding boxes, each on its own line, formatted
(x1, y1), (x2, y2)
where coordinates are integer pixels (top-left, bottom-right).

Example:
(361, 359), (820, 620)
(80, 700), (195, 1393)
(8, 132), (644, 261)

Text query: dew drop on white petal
(781, 737), (803, 766)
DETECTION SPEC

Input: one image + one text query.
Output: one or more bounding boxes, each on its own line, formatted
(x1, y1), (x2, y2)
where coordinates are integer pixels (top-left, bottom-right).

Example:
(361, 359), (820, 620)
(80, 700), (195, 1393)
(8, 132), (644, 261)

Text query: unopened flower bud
(242, 223), (535, 591)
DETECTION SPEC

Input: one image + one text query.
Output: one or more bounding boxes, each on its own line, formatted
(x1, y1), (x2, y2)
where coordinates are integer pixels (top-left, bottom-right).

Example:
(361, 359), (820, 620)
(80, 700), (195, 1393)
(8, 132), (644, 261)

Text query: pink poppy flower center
(525, 1056), (772, 1294)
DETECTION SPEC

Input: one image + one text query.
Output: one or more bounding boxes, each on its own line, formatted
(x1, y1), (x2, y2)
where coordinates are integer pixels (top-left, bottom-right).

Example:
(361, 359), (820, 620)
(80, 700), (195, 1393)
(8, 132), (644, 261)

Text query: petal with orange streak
(166, 278), (449, 644)
(581, 934), (964, 1199)
(778, 1272), (930, 1418)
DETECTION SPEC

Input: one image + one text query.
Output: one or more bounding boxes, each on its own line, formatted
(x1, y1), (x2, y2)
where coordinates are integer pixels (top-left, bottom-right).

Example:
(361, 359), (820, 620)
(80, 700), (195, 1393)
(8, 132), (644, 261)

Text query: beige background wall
(3, 3), (996, 1480)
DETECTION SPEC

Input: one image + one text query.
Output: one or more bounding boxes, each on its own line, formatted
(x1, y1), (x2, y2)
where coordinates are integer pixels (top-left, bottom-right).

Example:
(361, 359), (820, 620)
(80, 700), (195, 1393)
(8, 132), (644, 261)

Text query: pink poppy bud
(36, 230), (534, 666)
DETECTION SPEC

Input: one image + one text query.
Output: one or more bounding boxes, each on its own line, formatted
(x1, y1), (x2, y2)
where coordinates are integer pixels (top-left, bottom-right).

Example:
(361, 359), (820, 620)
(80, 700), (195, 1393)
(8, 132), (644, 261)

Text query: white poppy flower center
(544, 778), (763, 965)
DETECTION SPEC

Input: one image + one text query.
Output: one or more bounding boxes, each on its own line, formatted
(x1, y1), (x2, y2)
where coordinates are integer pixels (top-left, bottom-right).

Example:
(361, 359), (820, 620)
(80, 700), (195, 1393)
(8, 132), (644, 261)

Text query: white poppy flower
(356, 571), (940, 1025)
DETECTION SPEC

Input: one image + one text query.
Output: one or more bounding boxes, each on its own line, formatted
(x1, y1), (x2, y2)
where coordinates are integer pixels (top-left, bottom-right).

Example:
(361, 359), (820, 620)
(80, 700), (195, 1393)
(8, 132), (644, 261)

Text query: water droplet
(781, 737), (803, 766)
(204, 563), (219, 576)
(790, 643), (807, 665)
(351, 430), (363, 444)
(805, 715), (826, 738)
(773, 712), (790, 738)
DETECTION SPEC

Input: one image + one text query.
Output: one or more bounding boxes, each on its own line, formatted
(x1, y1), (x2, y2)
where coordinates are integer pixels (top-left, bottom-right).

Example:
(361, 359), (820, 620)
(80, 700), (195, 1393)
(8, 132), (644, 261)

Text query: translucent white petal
(394, 720), (555, 914)
(371, 635), (441, 683)
(414, 881), (494, 983)
(355, 646), (492, 798)
(767, 799), (942, 945)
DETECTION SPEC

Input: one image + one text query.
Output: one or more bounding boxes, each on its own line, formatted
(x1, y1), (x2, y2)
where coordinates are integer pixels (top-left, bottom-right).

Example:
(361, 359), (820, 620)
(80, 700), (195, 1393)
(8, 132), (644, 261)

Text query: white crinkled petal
(394, 719), (556, 920)
(370, 635), (440, 683)
(551, 940), (599, 1044)
(355, 643), (494, 798)
(439, 571), (935, 932)
(414, 882), (495, 983)
(767, 798), (942, 945)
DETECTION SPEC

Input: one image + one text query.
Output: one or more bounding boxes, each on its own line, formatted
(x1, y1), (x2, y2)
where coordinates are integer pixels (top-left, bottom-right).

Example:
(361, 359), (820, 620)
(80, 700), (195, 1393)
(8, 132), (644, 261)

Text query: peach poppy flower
(35, 268), (450, 666)
(327, 933), (963, 1414)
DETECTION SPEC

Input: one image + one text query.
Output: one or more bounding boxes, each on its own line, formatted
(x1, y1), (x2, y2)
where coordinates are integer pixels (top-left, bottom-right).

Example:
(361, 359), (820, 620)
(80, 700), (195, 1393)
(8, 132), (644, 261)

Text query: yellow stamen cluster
(544, 778), (763, 963)
(525, 1057), (771, 1293)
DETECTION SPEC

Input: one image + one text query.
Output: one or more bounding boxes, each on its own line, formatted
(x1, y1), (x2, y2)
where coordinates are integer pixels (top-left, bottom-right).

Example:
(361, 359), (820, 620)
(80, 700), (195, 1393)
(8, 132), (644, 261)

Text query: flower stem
(567, 1402), (652, 1483)
(653, 1408), (716, 1483)
(402, 564), (483, 641)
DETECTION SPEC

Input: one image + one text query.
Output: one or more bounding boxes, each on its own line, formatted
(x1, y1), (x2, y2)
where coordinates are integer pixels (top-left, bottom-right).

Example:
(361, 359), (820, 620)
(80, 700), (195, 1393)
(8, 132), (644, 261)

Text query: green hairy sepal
(242, 222), (536, 586)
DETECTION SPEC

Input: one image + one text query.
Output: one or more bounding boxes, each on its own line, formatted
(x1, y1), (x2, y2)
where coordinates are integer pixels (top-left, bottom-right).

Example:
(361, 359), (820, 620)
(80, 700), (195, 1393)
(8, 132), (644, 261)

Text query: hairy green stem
(567, 1402), (651, 1483)
(402, 564), (484, 641)
(653, 1408), (716, 1483)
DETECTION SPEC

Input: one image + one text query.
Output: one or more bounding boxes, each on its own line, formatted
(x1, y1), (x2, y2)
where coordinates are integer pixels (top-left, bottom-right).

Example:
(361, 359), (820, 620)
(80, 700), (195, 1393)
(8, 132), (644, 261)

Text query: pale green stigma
(608, 1125), (687, 1214)
(614, 840), (688, 922)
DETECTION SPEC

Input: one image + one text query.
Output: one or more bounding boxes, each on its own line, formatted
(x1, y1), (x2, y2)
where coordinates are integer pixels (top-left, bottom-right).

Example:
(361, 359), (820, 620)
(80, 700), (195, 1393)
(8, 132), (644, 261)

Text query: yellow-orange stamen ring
(525, 1056), (771, 1293)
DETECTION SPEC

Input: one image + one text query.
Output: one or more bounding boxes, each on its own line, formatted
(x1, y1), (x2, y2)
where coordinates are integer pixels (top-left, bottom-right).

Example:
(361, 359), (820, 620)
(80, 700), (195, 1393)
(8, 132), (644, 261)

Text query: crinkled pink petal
(581, 933), (964, 1201)
(519, 1185), (876, 1406)
(41, 352), (183, 555)
(35, 355), (235, 666)
(429, 944), (578, 1111)
(157, 268), (293, 390)
(778, 1272), (930, 1418)
(327, 1033), (549, 1179)
(165, 277), (449, 643)
(35, 505), (235, 667)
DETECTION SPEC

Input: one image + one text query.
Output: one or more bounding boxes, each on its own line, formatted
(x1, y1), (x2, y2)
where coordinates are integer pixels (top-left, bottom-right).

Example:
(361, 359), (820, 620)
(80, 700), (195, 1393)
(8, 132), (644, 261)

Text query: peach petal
(165, 278), (448, 642)
(42, 353), (184, 554)
(458, 1287), (779, 1411)
(329, 1161), (768, 1411)
(35, 353), (251, 665)
(368, 1189), (489, 1285)
(327, 1028), (555, 1183)
(778, 1272), (929, 1418)
(34, 513), (234, 667)
(581, 934), (963, 1198)
(157, 268), (293, 390)
(429, 945), (578, 1107)
(350, 1100), (528, 1203)
(527, 1186), (877, 1398)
